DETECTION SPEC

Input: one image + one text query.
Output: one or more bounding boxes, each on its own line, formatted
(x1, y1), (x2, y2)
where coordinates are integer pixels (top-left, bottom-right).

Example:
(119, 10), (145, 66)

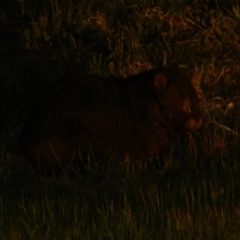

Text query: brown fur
(19, 67), (202, 174)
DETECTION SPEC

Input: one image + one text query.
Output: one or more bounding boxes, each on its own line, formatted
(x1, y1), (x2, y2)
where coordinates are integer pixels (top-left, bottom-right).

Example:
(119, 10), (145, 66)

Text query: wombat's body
(19, 67), (202, 174)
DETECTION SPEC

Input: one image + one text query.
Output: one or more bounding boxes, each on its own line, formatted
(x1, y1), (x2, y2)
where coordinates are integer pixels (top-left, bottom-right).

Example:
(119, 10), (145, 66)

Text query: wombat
(19, 67), (202, 174)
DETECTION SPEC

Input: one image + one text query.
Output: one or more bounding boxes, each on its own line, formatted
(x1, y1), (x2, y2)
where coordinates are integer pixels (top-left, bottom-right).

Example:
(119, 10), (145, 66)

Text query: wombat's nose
(184, 117), (203, 132)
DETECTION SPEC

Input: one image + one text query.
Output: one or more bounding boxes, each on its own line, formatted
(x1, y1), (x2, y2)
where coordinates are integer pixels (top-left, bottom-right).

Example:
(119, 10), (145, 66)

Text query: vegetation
(1, 0), (240, 239)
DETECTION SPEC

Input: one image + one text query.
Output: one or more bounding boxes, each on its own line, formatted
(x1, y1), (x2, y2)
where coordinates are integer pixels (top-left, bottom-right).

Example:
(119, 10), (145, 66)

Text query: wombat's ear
(153, 73), (168, 90)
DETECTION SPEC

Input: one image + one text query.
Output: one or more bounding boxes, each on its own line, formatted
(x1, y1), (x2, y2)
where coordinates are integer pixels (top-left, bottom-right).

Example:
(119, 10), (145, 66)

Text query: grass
(1, 0), (240, 239)
(1, 149), (240, 239)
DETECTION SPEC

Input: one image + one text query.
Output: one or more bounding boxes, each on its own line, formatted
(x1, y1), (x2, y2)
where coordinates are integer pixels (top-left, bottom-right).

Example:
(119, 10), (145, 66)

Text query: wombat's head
(152, 68), (203, 133)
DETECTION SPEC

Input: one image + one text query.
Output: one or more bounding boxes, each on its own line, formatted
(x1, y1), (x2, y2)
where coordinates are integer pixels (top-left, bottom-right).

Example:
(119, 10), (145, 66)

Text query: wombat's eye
(183, 104), (191, 114)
